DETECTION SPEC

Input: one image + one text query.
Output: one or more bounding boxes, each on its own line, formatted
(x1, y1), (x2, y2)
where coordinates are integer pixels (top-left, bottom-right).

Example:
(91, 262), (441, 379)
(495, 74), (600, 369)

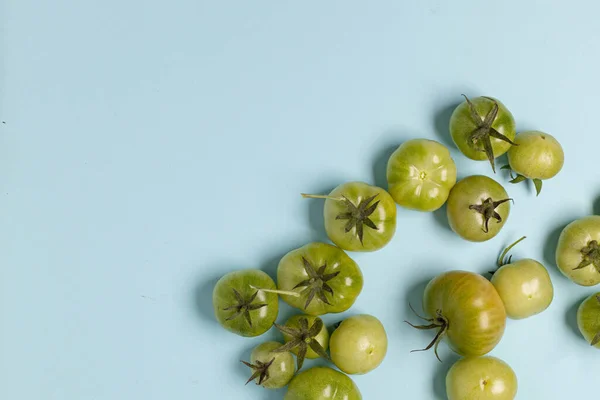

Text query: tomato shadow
(432, 352), (460, 400)
(542, 215), (580, 272)
(433, 102), (459, 149)
(304, 182), (342, 243)
(371, 141), (399, 189)
(192, 266), (237, 327)
(431, 203), (452, 232)
(566, 295), (587, 342)
(594, 195), (600, 215)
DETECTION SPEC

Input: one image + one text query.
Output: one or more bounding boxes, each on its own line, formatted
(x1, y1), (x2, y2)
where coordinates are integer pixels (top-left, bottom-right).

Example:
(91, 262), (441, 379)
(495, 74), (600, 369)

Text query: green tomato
(242, 341), (296, 389)
(577, 292), (600, 348)
(446, 175), (512, 242)
(446, 356), (518, 400)
(275, 314), (330, 370)
(556, 216), (600, 286)
(277, 242), (364, 315)
(284, 367), (362, 400)
(330, 314), (388, 375)
(303, 182), (396, 252)
(386, 139), (457, 212)
(407, 271), (506, 359)
(212, 270), (278, 337)
(450, 95), (516, 172)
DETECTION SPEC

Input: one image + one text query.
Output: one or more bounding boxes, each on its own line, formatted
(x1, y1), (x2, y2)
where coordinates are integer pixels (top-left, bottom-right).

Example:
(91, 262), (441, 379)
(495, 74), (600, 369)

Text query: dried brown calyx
(469, 197), (513, 233)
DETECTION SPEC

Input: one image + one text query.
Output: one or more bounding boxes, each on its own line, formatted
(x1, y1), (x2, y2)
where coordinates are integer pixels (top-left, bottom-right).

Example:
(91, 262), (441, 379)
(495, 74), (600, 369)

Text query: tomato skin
(330, 314), (388, 375)
(446, 356), (518, 400)
(556, 216), (600, 286)
(450, 96), (516, 161)
(323, 182), (396, 252)
(424, 271), (506, 356)
(446, 175), (511, 242)
(284, 367), (362, 400)
(491, 259), (554, 319)
(277, 243), (363, 315)
(386, 139), (457, 212)
(248, 341), (296, 389)
(281, 315), (329, 359)
(577, 292), (600, 349)
(507, 131), (564, 180)
(212, 270), (278, 337)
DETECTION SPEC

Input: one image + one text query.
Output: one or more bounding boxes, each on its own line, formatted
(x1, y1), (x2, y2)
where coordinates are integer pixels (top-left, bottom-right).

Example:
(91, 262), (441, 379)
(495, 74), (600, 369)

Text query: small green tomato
(302, 182), (397, 252)
(241, 341), (296, 389)
(577, 292), (600, 348)
(506, 131), (564, 195)
(386, 139), (457, 212)
(330, 314), (388, 375)
(556, 216), (600, 286)
(284, 367), (362, 400)
(274, 314), (330, 370)
(446, 356), (518, 400)
(490, 237), (554, 319)
(446, 175), (512, 242)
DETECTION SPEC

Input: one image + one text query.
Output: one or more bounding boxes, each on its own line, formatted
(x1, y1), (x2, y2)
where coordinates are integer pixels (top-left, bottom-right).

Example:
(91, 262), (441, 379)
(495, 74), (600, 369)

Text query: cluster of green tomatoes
(212, 95), (600, 399)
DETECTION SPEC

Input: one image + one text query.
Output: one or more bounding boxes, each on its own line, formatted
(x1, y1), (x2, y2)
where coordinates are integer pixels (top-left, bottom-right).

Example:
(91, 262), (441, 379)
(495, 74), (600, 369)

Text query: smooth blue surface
(1, 1), (599, 399)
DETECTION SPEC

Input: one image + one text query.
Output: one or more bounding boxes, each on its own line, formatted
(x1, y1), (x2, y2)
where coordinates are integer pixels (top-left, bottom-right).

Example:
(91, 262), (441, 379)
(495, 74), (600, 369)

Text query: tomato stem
(300, 193), (345, 202)
(497, 236), (527, 267)
(249, 285), (301, 297)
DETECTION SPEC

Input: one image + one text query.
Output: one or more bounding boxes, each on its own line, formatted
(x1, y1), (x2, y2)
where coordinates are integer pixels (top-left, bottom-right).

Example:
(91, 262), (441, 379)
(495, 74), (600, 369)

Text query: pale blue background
(1, 1), (599, 399)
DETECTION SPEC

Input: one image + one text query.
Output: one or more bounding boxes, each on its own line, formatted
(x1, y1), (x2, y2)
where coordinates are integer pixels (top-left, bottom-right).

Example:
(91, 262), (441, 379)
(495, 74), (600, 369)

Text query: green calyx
(240, 358), (275, 386)
(301, 192), (380, 244)
(293, 257), (340, 310)
(574, 240), (600, 273)
(463, 95), (517, 173)
(405, 304), (449, 362)
(501, 165), (543, 196)
(468, 197), (513, 233)
(274, 317), (330, 370)
(222, 288), (267, 327)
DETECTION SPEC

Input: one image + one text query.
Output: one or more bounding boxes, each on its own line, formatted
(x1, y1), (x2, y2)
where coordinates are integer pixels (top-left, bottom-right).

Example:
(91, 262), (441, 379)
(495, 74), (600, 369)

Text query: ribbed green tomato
(277, 242), (363, 315)
(556, 216), (600, 286)
(446, 356), (518, 400)
(446, 175), (512, 242)
(330, 314), (388, 375)
(303, 182), (396, 252)
(212, 270), (278, 337)
(241, 341), (296, 389)
(284, 367), (362, 400)
(577, 293), (600, 348)
(450, 95), (516, 172)
(408, 271), (506, 359)
(386, 139), (457, 212)
(507, 131), (564, 180)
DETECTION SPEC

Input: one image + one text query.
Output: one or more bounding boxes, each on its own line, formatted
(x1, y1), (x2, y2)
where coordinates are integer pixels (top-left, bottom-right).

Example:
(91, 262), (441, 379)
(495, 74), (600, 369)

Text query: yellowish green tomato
(386, 139), (457, 212)
(241, 341), (296, 389)
(490, 237), (554, 319)
(277, 242), (364, 315)
(284, 367), (362, 400)
(274, 314), (330, 370)
(302, 182), (396, 252)
(556, 216), (600, 286)
(449, 95), (516, 172)
(330, 314), (388, 375)
(446, 356), (518, 400)
(446, 175), (512, 242)
(212, 269), (279, 337)
(577, 292), (600, 348)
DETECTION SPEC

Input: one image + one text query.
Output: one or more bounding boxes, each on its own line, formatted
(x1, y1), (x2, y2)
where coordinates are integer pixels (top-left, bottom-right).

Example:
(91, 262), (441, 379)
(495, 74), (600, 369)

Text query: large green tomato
(386, 139), (457, 212)
(284, 367), (362, 400)
(577, 292), (600, 348)
(446, 356), (518, 400)
(491, 237), (554, 319)
(330, 314), (388, 375)
(446, 175), (512, 242)
(212, 269), (278, 337)
(303, 182), (396, 252)
(556, 216), (600, 286)
(450, 95), (516, 172)
(241, 341), (296, 389)
(408, 271), (506, 359)
(277, 242), (363, 315)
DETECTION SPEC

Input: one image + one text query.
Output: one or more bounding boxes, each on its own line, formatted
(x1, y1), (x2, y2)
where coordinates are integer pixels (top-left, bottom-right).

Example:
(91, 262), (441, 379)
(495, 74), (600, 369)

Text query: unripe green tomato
(330, 314), (388, 375)
(446, 356), (518, 400)
(284, 367), (362, 400)
(244, 341), (296, 389)
(280, 315), (329, 360)
(555, 216), (600, 286)
(577, 292), (600, 349)
(386, 139), (457, 212)
(491, 259), (554, 319)
(507, 131), (564, 180)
